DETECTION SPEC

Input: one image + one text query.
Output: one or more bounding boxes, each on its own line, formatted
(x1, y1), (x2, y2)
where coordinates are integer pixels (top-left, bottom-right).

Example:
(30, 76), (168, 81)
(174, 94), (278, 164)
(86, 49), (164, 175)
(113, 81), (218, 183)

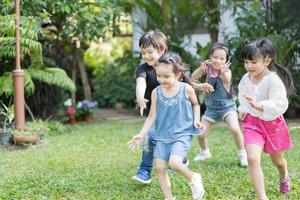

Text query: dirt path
(93, 108), (143, 123)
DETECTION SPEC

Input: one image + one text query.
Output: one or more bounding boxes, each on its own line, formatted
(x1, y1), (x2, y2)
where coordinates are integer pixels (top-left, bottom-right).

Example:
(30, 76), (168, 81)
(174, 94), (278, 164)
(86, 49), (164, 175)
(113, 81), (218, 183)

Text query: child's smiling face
(156, 63), (180, 89)
(140, 45), (164, 67)
(209, 48), (227, 70)
(244, 56), (271, 79)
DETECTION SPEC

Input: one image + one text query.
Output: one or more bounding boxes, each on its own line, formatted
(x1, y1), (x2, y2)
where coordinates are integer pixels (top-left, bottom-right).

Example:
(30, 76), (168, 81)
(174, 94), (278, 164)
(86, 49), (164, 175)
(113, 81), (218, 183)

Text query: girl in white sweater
(238, 38), (294, 200)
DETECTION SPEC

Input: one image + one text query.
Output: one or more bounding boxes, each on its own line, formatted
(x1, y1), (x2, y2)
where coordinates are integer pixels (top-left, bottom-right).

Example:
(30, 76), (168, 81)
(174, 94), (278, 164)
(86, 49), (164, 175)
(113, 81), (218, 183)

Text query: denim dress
(152, 82), (203, 161)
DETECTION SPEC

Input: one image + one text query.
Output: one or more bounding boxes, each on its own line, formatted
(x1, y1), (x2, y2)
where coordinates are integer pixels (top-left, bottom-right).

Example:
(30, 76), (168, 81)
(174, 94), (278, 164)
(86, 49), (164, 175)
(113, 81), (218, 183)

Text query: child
(128, 52), (206, 200)
(191, 42), (248, 167)
(133, 30), (188, 184)
(238, 38), (293, 200)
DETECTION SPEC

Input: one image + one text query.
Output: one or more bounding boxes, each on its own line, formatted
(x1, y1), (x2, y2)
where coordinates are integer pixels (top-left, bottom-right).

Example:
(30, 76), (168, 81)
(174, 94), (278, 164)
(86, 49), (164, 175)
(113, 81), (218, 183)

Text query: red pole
(13, 0), (25, 130)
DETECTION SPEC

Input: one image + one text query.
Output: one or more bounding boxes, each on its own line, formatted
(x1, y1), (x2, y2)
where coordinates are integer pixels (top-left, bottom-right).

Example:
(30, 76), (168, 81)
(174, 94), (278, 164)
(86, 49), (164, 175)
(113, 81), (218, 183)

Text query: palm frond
(0, 71), (35, 97)
(27, 68), (76, 92)
(0, 15), (42, 58)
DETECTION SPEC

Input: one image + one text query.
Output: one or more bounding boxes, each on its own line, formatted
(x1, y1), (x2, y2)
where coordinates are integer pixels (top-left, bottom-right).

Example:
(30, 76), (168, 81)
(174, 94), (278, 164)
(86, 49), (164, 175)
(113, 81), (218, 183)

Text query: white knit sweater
(238, 72), (289, 121)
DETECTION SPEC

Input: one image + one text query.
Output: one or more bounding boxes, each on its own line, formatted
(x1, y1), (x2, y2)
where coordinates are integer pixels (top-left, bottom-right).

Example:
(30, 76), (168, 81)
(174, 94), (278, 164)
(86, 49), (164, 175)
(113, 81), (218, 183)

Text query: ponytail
(273, 61), (294, 96)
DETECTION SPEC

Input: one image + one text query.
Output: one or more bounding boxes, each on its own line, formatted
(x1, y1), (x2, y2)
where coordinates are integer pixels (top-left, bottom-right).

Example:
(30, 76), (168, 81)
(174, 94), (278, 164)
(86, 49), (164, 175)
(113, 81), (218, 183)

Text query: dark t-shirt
(135, 63), (160, 115)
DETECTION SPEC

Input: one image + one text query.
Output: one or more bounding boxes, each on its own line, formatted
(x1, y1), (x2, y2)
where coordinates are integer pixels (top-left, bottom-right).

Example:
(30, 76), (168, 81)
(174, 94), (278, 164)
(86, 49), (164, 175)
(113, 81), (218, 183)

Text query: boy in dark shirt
(132, 30), (167, 184)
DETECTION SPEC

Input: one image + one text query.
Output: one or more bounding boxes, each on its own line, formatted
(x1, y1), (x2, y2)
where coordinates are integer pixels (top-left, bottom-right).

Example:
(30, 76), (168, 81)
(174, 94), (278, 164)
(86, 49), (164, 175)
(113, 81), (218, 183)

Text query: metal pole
(13, 0), (25, 130)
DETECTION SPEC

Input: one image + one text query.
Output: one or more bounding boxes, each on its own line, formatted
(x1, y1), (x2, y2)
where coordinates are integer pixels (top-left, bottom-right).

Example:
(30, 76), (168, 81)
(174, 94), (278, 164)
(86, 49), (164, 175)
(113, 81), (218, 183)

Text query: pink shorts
(242, 114), (292, 154)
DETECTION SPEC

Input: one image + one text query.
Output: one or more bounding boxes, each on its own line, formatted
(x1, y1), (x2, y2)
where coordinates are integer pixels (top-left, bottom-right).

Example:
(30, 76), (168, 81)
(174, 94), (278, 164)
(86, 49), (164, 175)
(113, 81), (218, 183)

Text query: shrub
(92, 51), (139, 108)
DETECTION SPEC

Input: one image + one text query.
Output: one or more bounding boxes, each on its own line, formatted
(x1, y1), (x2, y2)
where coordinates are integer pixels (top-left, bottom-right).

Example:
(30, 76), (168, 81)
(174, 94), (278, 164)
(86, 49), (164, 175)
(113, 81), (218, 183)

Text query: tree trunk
(202, 0), (220, 43)
(71, 52), (77, 102)
(75, 47), (92, 100)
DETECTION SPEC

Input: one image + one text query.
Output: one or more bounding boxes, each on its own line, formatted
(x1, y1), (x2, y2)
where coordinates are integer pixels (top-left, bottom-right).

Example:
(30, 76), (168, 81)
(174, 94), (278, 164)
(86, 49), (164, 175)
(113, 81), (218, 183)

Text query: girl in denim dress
(191, 43), (247, 167)
(128, 52), (206, 200)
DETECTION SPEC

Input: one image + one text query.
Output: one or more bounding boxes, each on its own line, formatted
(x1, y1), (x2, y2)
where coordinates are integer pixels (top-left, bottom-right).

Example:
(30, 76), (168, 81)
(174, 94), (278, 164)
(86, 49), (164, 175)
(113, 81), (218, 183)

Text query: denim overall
(203, 74), (237, 123)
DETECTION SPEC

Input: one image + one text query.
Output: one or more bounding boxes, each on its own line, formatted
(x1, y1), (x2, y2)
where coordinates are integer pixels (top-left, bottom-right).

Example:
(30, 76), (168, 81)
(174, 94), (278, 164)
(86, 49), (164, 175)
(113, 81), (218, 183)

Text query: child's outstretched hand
(192, 82), (214, 93)
(201, 83), (214, 93)
(137, 98), (149, 116)
(220, 61), (231, 74)
(127, 134), (144, 150)
(194, 121), (206, 130)
(243, 94), (263, 111)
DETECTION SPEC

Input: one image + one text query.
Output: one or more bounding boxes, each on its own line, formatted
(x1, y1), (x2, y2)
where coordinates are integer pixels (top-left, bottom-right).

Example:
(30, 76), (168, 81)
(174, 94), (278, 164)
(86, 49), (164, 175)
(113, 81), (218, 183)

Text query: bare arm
(136, 77), (149, 116)
(191, 61), (214, 93)
(191, 67), (205, 81)
(187, 85), (205, 129)
(220, 70), (232, 84)
(220, 62), (231, 84)
(138, 90), (157, 137)
(128, 89), (157, 150)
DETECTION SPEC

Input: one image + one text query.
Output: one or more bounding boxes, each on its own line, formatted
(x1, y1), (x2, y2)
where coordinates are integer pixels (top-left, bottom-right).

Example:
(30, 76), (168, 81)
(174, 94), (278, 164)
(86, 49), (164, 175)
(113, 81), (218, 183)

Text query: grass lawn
(0, 119), (299, 199)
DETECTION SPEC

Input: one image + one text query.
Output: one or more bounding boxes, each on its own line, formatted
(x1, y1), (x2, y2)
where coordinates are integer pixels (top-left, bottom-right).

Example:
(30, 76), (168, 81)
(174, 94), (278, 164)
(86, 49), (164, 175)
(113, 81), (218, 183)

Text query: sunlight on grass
(0, 120), (299, 199)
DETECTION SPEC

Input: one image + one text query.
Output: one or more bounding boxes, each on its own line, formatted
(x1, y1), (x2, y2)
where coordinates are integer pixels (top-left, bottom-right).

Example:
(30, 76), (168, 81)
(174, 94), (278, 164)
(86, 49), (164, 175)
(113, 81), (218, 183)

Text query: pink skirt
(242, 114), (292, 154)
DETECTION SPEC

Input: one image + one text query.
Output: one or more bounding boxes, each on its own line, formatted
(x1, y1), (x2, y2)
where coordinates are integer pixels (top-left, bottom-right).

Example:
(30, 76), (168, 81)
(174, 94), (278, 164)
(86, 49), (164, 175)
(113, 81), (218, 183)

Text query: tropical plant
(0, 101), (14, 132)
(0, 15), (76, 98)
(225, 0), (300, 108)
(19, 0), (124, 100)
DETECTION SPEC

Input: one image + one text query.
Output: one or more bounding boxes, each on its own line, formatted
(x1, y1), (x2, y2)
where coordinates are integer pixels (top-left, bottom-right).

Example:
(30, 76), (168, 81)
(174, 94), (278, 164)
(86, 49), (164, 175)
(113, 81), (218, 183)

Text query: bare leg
(224, 114), (244, 150)
(197, 120), (213, 150)
(270, 152), (289, 180)
(169, 155), (194, 181)
(156, 159), (173, 200)
(246, 144), (268, 200)
(169, 155), (205, 200)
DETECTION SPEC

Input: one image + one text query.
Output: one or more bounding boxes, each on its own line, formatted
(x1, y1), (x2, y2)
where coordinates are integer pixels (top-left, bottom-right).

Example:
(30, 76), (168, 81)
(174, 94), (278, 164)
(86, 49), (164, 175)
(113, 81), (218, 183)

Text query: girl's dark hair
(241, 38), (294, 96)
(157, 52), (192, 84)
(139, 30), (168, 51)
(207, 42), (230, 62)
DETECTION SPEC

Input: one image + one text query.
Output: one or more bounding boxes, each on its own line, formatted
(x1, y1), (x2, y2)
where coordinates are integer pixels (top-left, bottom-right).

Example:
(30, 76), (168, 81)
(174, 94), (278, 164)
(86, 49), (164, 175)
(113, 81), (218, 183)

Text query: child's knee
(169, 160), (181, 171)
(247, 153), (260, 164)
(156, 163), (167, 174)
(272, 157), (286, 168)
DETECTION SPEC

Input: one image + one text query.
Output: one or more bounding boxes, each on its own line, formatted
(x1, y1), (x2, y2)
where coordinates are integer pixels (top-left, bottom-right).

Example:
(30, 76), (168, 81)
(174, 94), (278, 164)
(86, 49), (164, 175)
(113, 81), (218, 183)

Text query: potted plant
(77, 100), (98, 122)
(64, 98), (77, 123)
(0, 102), (14, 146)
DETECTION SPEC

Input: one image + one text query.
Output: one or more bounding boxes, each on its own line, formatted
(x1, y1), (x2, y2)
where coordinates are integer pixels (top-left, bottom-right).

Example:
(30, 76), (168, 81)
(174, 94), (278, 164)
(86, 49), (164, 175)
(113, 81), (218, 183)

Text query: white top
(238, 72), (289, 121)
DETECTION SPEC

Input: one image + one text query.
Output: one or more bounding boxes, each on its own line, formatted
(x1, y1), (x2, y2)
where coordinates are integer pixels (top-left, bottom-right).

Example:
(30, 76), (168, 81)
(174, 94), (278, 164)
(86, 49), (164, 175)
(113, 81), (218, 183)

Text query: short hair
(139, 30), (168, 51)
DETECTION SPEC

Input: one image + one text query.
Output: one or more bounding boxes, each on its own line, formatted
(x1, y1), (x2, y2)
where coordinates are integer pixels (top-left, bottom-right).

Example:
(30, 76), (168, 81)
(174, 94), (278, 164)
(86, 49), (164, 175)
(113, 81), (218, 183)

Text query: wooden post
(13, 0), (25, 130)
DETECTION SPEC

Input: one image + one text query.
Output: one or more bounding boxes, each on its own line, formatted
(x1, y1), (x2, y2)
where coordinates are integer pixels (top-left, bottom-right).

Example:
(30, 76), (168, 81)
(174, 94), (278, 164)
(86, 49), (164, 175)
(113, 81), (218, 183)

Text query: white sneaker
(189, 173), (205, 200)
(184, 158), (189, 166)
(193, 149), (211, 161)
(237, 150), (248, 167)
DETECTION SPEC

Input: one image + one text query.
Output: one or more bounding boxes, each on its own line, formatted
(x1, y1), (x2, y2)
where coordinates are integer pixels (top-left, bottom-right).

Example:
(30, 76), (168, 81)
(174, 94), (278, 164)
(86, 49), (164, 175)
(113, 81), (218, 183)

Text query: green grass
(0, 119), (299, 199)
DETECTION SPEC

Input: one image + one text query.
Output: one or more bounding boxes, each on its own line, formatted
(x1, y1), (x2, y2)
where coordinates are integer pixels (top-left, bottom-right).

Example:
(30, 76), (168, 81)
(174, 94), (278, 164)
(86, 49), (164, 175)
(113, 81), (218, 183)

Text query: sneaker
(167, 158), (190, 173)
(189, 173), (205, 200)
(280, 177), (291, 193)
(131, 169), (151, 184)
(184, 158), (190, 166)
(237, 150), (248, 167)
(193, 149), (211, 161)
